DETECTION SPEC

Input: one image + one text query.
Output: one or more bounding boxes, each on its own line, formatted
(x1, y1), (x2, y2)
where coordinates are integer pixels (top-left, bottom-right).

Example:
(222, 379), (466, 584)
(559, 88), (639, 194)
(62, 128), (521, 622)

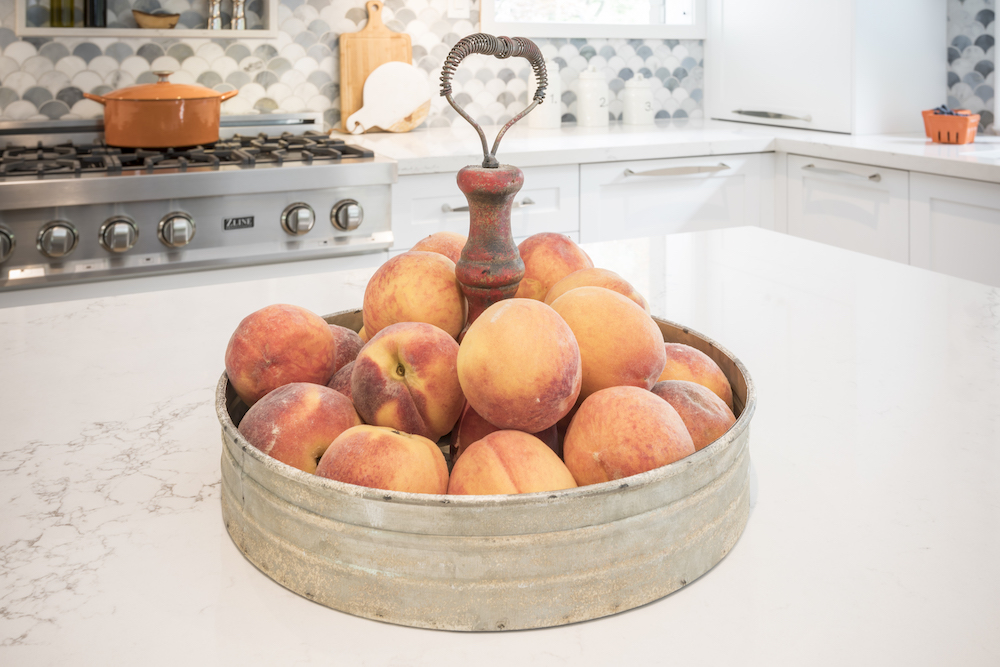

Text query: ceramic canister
(576, 66), (609, 127)
(528, 60), (562, 129)
(623, 73), (655, 125)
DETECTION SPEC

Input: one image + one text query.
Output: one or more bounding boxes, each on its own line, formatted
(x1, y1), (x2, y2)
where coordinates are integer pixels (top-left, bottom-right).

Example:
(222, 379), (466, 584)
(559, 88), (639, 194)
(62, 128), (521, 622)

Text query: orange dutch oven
(84, 71), (239, 148)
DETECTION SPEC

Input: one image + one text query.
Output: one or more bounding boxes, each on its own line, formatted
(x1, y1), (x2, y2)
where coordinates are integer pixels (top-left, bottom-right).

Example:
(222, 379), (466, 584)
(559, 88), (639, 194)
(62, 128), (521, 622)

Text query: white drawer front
(786, 154), (909, 263)
(579, 154), (761, 243)
(391, 165), (579, 251)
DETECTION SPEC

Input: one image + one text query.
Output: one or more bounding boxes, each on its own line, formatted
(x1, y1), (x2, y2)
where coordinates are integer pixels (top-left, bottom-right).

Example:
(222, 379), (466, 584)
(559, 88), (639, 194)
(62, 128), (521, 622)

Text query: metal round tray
(217, 309), (755, 631)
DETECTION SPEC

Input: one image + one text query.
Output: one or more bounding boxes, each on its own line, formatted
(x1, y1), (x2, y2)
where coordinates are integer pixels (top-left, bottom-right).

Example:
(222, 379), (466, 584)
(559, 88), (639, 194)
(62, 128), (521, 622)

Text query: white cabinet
(579, 154), (770, 243)
(910, 173), (1000, 287)
(786, 154), (909, 263)
(706, 0), (946, 134)
(390, 165), (579, 252)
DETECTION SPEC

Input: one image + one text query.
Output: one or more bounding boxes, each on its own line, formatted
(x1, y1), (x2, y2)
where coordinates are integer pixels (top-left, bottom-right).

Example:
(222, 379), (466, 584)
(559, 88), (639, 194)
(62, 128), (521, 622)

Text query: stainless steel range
(0, 114), (394, 294)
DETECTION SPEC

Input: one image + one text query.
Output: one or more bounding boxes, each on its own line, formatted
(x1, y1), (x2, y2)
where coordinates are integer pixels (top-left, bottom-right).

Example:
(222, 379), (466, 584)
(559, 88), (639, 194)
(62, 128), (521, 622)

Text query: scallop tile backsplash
(0, 0), (984, 131)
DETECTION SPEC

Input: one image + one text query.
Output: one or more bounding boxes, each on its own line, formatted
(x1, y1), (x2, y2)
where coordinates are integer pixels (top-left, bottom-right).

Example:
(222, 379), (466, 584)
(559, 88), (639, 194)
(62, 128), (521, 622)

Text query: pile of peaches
(225, 231), (737, 496)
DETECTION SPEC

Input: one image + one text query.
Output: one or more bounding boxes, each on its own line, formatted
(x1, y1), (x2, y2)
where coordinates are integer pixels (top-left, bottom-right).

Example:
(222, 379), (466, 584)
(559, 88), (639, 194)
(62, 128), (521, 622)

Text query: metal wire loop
(440, 33), (547, 168)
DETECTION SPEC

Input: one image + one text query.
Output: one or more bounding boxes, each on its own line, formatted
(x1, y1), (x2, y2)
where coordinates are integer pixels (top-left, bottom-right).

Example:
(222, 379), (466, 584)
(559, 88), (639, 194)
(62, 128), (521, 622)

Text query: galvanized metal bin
(218, 309), (755, 631)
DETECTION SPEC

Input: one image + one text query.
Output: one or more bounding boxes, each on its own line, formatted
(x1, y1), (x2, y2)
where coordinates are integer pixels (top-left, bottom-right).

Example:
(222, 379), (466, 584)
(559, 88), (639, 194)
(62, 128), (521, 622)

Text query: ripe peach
(544, 267), (650, 313)
(351, 321), (464, 441)
(450, 401), (560, 463)
(359, 326), (370, 343)
(550, 286), (665, 400)
(225, 303), (337, 406)
(563, 386), (695, 486)
(363, 250), (467, 340)
(411, 231), (468, 264)
(458, 298), (582, 433)
(514, 232), (594, 301)
(658, 343), (734, 410)
(652, 380), (736, 451)
(447, 431), (577, 495)
(238, 382), (362, 473)
(327, 360), (354, 401)
(329, 323), (364, 373)
(315, 425), (449, 494)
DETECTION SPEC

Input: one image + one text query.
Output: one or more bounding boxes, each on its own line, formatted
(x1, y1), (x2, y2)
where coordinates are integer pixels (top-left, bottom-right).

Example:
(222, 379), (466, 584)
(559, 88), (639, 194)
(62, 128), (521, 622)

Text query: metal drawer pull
(442, 197), (535, 213)
(623, 163), (730, 178)
(733, 109), (813, 122)
(802, 164), (882, 183)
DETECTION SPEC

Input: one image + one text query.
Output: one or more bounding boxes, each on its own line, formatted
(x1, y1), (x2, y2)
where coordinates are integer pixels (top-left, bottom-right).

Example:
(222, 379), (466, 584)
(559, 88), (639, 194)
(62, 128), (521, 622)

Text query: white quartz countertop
(336, 119), (1000, 183)
(2, 227), (999, 665)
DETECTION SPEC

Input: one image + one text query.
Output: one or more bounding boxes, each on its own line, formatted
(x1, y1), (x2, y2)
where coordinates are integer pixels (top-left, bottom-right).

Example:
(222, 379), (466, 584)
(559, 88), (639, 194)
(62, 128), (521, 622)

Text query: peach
(447, 431), (577, 495)
(458, 298), (582, 433)
(238, 382), (362, 473)
(563, 386), (695, 486)
(329, 324), (364, 373)
(359, 326), (370, 343)
(450, 401), (560, 463)
(351, 321), (464, 441)
(514, 232), (594, 301)
(411, 231), (468, 264)
(363, 251), (467, 340)
(652, 380), (736, 451)
(225, 303), (337, 406)
(544, 267), (650, 313)
(327, 360), (354, 401)
(550, 286), (666, 400)
(315, 425), (449, 494)
(658, 343), (735, 410)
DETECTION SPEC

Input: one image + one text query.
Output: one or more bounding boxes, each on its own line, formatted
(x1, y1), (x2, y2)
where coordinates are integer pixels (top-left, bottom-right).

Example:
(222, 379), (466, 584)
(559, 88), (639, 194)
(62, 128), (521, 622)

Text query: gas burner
(0, 131), (375, 180)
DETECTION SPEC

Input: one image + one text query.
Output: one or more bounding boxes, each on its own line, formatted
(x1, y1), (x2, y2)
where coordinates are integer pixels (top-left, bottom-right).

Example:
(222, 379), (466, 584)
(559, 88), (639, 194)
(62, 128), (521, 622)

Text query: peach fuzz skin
(225, 303), (337, 406)
(238, 382), (362, 474)
(329, 324), (364, 374)
(550, 286), (666, 401)
(657, 343), (735, 410)
(652, 380), (736, 451)
(362, 251), (467, 340)
(457, 298), (582, 434)
(514, 232), (594, 301)
(450, 401), (560, 463)
(411, 231), (468, 264)
(447, 430), (577, 495)
(351, 321), (464, 441)
(563, 386), (695, 486)
(544, 267), (650, 314)
(326, 360), (354, 401)
(315, 425), (449, 495)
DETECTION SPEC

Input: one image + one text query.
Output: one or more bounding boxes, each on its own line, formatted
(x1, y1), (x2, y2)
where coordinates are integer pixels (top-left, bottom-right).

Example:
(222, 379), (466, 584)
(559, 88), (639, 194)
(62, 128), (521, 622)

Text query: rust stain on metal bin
(217, 309), (756, 631)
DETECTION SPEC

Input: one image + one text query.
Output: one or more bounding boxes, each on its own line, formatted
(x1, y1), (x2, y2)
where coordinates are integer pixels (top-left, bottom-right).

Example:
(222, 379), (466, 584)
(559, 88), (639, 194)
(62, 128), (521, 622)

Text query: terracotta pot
(83, 71), (238, 148)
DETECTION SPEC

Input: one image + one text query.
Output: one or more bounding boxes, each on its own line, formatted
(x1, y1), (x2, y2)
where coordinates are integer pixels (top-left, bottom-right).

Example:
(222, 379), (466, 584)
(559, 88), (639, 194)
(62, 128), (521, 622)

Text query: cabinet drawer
(579, 154), (762, 243)
(786, 155), (909, 263)
(391, 165), (579, 251)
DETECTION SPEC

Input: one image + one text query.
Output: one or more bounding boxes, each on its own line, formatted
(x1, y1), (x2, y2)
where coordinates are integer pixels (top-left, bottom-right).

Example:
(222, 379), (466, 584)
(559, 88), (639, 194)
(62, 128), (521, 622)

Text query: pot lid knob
(153, 71), (173, 83)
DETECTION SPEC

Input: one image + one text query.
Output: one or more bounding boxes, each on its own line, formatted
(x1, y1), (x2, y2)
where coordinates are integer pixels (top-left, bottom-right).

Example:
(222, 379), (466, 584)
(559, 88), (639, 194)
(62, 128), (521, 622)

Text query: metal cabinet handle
(623, 163), (730, 178)
(733, 109), (813, 122)
(802, 164), (882, 183)
(442, 197), (535, 213)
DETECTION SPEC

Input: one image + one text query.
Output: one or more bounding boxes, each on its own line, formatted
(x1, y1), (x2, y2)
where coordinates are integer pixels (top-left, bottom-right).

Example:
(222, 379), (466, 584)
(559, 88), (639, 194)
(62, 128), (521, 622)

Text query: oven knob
(0, 226), (14, 263)
(281, 203), (316, 236)
(37, 221), (79, 259)
(158, 213), (196, 248)
(331, 199), (363, 231)
(100, 216), (139, 253)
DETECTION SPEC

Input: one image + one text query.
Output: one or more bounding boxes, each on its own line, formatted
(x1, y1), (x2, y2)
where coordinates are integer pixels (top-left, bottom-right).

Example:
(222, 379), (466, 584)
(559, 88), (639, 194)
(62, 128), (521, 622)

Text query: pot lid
(103, 71), (228, 101)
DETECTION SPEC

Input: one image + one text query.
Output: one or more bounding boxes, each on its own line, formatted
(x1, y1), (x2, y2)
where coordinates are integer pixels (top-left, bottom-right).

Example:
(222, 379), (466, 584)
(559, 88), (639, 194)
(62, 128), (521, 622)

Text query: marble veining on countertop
(2, 228), (999, 666)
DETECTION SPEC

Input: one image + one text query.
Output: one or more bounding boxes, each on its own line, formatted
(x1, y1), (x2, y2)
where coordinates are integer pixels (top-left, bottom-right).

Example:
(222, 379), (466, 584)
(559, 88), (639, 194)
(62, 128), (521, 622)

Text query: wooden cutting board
(339, 0), (412, 132)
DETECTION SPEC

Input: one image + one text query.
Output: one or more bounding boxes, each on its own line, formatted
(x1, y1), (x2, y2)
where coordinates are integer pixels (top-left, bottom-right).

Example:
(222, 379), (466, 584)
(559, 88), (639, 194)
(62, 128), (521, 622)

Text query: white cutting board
(344, 61), (430, 134)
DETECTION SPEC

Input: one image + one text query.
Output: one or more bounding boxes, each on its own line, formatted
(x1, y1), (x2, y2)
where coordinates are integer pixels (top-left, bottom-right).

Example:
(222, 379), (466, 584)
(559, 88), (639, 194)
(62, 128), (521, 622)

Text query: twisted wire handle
(440, 34), (547, 168)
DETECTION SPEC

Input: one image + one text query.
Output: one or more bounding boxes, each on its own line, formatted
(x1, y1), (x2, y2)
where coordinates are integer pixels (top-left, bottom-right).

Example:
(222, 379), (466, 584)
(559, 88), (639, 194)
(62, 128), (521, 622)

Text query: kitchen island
(2, 227), (998, 665)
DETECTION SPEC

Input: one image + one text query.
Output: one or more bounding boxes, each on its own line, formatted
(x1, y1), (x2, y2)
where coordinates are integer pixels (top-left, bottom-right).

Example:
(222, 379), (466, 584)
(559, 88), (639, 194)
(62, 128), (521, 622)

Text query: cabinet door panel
(707, 0), (853, 133)
(786, 155), (909, 263)
(910, 173), (1000, 287)
(579, 154), (760, 243)
(391, 165), (578, 251)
